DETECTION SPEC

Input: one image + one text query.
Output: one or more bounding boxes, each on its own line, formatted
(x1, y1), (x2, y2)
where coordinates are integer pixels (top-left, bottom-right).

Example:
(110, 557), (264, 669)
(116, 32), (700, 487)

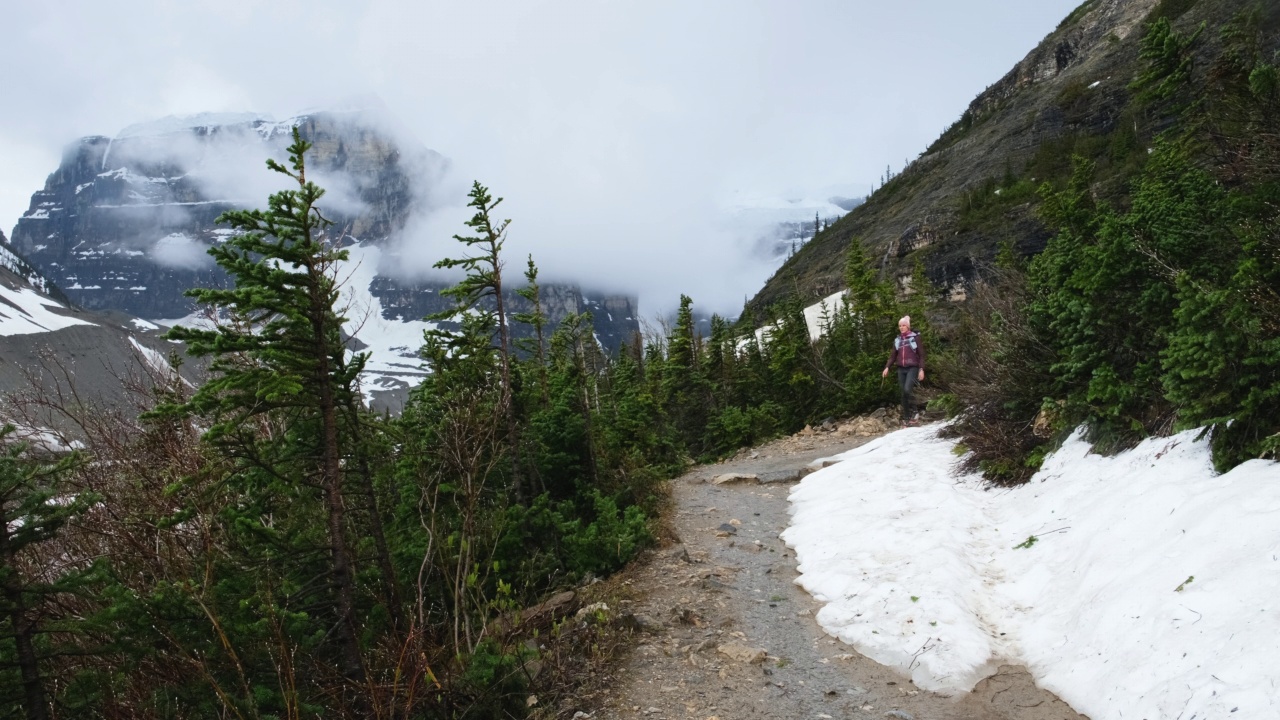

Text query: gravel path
(594, 425), (1088, 720)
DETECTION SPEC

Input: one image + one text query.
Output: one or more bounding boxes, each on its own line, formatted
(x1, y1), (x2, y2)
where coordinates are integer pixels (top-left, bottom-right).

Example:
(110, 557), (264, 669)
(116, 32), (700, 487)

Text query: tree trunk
(490, 245), (526, 504)
(344, 399), (406, 633)
(309, 281), (367, 694)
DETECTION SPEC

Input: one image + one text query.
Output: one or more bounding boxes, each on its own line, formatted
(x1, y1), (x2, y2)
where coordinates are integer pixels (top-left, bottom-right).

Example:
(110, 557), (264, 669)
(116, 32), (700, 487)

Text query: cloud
(1, 0), (1088, 316)
(151, 232), (212, 270)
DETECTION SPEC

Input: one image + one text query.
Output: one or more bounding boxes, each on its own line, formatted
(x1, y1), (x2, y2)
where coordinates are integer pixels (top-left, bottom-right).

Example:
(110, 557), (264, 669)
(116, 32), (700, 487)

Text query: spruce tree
(0, 430), (96, 720)
(514, 254), (551, 408)
(430, 182), (526, 502)
(163, 128), (370, 693)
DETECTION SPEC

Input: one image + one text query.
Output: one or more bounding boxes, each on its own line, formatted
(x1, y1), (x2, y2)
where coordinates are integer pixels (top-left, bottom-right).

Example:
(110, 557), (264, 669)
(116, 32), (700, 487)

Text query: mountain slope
(0, 248), (196, 440)
(746, 0), (1268, 315)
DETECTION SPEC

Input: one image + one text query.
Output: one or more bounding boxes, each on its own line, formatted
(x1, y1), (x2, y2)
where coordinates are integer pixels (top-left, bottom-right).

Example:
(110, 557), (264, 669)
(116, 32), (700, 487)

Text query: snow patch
(0, 285), (95, 336)
(339, 242), (436, 395)
(116, 112), (270, 139)
(784, 425), (1280, 720)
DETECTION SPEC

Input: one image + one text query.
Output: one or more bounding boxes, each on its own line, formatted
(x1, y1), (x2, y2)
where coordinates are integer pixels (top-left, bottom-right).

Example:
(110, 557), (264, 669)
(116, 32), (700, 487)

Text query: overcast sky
(1, 0), (1083, 314)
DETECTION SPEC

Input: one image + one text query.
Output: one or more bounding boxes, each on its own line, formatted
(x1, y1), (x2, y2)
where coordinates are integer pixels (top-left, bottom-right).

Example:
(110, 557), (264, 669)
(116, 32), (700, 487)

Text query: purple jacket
(885, 331), (924, 370)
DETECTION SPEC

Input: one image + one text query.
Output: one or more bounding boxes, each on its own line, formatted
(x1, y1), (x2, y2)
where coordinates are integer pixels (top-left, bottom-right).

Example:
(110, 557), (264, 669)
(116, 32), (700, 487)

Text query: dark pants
(897, 367), (919, 422)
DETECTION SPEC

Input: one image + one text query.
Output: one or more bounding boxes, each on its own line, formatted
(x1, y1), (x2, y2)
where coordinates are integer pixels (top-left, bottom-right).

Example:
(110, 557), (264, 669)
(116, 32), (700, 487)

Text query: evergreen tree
(660, 295), (711, 451)
(514, 254), (550, 408)
(163, 128), (371, 694)
(431, 182), (527, 502)
(0, 431), (96, 720)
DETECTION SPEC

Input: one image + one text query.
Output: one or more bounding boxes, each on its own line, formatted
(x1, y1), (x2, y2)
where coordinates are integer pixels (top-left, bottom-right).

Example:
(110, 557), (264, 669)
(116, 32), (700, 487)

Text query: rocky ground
(577, 412), (1088, 720)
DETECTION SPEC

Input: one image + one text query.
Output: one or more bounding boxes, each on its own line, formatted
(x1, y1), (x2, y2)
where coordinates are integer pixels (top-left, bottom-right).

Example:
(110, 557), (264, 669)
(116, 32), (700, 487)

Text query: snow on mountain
(338, 242), (434, 399)
(784, 425), (1280, 720)
(0, 282), (94, 336)
(155, 240), (434, 409)
(115, 112), (272, 139)
(8, 109), (638, 371)
(720, 188), (861, 262)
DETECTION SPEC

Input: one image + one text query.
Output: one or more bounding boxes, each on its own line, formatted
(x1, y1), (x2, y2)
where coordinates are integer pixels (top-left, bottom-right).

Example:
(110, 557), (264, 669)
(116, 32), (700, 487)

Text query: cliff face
(7, 111), (641, 398)
(745, 0), (1211, 316)
(370, 276), (638, 351)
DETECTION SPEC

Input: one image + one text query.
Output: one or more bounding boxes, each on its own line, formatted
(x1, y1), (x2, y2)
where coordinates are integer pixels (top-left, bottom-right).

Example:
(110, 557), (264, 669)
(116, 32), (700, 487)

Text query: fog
(0, 0), (1084, 314)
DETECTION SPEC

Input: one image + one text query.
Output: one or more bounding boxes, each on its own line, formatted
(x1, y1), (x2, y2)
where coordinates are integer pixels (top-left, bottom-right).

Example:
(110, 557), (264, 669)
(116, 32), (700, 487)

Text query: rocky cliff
(746, 0), (1259, 315)
(7, 111), (641, 401)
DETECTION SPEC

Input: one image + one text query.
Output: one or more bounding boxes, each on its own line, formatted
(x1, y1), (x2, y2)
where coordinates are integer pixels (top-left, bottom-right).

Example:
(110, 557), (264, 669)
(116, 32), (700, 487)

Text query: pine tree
(661, 295), (710, 451)
(0, 430), (96, 720)
(163, 128), (370, 693)
(514, 254), (551, 408)
(431, 182), (527, 502)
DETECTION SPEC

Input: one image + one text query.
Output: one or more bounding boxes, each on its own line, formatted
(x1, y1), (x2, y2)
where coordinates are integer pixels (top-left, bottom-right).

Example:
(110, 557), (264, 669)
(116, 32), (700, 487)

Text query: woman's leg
(897, 367), (918, 422)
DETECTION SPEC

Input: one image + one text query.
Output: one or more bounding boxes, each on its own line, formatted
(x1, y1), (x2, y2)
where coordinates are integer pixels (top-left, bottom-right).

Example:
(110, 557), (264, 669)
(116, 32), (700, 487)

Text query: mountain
(746, 0), (1271, 315)
(6, 110), (640, 408)
(1, 239), (195, 441)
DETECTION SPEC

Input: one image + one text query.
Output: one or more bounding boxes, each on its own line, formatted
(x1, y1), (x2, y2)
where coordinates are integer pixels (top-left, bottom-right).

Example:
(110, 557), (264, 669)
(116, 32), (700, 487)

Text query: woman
(881, 315), (925, 426)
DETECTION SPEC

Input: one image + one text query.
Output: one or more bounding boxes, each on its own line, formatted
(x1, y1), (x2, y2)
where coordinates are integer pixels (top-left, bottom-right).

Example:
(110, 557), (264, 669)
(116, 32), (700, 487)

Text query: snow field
(0, 283), (94, 336)
(782, 425), (1280, 720)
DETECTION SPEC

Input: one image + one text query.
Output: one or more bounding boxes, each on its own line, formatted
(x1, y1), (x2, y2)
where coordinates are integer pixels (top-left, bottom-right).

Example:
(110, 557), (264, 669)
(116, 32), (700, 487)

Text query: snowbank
(782, 425), (1280, 720)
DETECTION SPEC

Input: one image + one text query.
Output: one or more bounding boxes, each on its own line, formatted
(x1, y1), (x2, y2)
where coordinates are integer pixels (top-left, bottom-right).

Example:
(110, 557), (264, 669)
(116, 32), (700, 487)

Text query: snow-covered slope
(0, 276), (93, 336)
(784, 425), (1280, 720)
(0, 259), (196, 434)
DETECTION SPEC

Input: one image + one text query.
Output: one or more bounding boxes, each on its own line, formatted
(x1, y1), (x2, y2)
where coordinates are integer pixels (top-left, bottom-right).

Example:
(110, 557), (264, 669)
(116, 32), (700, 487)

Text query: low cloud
(150, 232), (212, 270)
(1, 0), (1086, 318)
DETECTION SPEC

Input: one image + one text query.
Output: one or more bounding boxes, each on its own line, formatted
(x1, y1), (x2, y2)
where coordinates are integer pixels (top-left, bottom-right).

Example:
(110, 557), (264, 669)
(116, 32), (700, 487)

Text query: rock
(673, 607), (704, 626)
(575, 602), (609, 620)
(717, 642), (767, 664)
(620, 612), (664, 633)
(711, 472), (758, 485)
(1033, 401), (1063, 438)
(758, 469), (802, 484)
(488, 590), (576, 635)
(885, 711), (915, 720)
(715, 523), (738, 535)
(663, 544), (691, 563)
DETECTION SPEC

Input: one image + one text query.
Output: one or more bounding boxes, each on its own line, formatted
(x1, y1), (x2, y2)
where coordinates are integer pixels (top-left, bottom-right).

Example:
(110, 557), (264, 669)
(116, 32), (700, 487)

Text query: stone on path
(711, 472), (758, 485)
(716, 642), (767, 664)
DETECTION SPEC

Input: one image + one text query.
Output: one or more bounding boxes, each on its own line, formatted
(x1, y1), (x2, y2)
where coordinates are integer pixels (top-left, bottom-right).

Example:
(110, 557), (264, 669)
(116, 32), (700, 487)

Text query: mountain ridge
(745, 0), (1179, 317)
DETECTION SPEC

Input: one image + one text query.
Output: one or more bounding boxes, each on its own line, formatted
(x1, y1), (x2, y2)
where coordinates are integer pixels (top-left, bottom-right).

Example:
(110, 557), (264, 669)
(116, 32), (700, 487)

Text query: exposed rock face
(8, 111), (640, 366)
(370, 276), (639, 352)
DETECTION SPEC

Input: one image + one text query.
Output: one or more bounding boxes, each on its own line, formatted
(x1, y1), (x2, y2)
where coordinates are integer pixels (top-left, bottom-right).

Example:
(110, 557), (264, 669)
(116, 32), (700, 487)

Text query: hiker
(882, 315), (925, 426)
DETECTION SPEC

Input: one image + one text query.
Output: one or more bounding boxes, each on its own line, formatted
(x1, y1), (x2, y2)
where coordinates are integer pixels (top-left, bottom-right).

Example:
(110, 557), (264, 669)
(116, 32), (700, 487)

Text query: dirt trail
(593, 423), (1087, 720)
